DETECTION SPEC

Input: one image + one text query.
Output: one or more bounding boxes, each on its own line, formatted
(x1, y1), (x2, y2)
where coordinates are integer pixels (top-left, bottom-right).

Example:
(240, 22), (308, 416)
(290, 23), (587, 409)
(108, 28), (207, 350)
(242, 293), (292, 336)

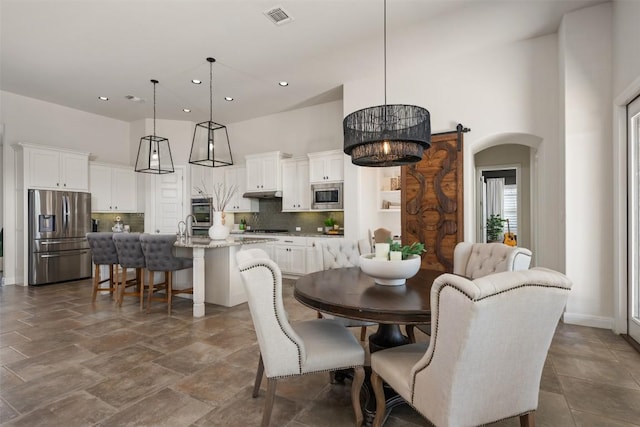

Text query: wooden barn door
(401, 124), (467, 272)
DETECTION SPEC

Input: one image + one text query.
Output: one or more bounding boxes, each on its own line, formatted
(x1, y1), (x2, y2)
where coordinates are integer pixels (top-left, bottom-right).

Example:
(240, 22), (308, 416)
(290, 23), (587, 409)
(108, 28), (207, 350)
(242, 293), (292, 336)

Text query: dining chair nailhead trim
(410, 281), (570, 404)
(240, 262), (303, 374)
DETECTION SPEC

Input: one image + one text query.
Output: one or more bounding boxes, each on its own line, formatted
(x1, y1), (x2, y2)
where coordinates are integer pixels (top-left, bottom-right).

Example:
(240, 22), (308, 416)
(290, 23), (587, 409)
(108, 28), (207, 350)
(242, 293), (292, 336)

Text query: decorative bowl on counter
(359, 253), (421, 286)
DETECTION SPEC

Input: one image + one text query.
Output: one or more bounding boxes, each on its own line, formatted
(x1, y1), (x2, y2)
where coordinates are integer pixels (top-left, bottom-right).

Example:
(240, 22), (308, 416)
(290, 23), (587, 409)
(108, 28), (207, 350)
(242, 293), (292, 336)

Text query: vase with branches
(208, 183), (238, 240)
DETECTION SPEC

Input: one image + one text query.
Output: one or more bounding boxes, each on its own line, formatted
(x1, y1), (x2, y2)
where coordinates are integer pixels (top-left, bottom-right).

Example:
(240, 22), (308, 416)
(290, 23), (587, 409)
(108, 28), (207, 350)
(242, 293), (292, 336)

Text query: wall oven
(191, 198), (213, 227)
(311, 182), (343, 210)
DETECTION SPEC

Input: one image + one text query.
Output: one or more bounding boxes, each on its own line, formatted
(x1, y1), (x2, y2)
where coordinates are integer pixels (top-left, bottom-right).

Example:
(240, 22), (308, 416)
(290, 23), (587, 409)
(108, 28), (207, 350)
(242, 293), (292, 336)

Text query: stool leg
(167, 271), (173, 315)
(91, 264), (100, 302)
(118, 267), (127, 306)
(146, 270), (155, 314)
(138, 268), (145, 310)
(109, 265), (115, 296)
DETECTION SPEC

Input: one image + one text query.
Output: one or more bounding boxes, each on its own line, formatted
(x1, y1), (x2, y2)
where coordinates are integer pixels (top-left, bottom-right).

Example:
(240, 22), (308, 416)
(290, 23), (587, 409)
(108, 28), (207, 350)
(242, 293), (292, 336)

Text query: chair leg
(406, 325), (416, 343)
(520, 412), (535, 427)
(261, 378), (277, 427)
(371, 371), (386, 427)
(360, 326), (367, 342)
(352, 366), (365, 427)
(253, 355), (264, 398)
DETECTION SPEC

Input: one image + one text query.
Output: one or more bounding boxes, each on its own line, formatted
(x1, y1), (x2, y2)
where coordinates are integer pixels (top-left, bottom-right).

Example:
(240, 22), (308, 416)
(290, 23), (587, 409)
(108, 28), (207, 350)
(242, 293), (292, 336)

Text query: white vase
(208, 211), (229, 240)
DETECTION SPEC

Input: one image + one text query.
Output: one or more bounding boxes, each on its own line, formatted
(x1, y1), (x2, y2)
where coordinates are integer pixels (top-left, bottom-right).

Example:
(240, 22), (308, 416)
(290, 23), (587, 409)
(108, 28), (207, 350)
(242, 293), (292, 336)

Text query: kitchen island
(174, 236), (276, 317)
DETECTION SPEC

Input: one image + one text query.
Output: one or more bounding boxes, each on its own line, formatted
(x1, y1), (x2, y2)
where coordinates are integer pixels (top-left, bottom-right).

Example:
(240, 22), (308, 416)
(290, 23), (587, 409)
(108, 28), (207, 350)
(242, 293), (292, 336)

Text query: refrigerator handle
(63, 195), (70, 231)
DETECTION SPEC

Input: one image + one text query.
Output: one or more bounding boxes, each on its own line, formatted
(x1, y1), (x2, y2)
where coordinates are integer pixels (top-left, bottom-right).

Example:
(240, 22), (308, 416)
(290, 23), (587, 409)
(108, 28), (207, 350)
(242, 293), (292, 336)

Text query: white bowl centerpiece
(359, 241), (426, 286)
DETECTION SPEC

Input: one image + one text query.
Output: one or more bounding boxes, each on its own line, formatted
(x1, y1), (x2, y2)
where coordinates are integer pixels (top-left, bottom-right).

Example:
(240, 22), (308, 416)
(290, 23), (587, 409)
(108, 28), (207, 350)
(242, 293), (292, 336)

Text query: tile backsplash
(92, 213), (145, 233)
(234, 199), (343, 233)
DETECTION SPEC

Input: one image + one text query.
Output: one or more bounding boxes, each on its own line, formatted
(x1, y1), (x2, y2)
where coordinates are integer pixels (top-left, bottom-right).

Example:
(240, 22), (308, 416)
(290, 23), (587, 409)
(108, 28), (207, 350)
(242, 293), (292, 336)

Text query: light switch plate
(295, 227), (301, 231)
(317, 227), (323, 232)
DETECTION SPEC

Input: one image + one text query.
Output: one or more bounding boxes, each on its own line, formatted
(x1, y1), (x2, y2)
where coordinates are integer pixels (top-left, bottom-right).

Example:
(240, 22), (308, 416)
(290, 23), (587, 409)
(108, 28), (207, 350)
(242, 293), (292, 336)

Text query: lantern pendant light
(135, 79), (175, 174)
(343, 0), (431, 167)
(189, 57), (234, 168)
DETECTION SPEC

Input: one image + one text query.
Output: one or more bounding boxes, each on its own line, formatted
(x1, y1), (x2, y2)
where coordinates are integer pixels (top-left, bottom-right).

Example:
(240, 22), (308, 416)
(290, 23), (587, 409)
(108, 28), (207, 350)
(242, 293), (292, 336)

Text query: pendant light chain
(384, 0), (387, 106)
(209, 58), (214, 123)
(153, 80), (157, 137)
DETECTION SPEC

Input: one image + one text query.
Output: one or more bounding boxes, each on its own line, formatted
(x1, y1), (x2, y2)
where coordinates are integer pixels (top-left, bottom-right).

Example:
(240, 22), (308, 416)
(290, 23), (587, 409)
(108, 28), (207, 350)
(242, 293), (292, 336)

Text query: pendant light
(135, 79), (175, 174)
(189, 57), (234, 168)
(343, 0), (431, 167)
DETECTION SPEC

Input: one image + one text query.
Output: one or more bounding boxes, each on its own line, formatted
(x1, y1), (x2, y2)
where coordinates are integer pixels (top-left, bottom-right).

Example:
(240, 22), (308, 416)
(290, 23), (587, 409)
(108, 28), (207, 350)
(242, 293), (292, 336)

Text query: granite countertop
(174, 236), (278, 248)
(229, 231), (344, 238)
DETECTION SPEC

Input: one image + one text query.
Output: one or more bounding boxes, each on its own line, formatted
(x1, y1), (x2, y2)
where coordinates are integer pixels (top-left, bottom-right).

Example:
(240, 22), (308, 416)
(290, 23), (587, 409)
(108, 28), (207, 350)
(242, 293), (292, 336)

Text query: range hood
(242, 190), (283, 199)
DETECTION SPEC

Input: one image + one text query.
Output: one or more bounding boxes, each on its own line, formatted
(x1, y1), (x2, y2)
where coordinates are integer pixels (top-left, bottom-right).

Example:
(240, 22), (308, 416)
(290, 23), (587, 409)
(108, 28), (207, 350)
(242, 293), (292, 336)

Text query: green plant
(324, 217), (335, 227)
(389, 240), (427, 260)
(486, 214), (506, 242)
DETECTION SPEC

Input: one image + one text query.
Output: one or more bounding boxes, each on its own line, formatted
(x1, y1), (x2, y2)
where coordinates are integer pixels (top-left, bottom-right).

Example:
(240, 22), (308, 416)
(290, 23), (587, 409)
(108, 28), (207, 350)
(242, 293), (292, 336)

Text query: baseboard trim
(563, 312), (614, 330)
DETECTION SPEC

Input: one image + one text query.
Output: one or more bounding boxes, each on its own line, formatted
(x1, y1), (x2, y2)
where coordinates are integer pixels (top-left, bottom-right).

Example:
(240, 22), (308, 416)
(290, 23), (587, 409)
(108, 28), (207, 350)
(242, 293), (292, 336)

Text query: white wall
(560, 3), (613, 329)
(1, 91), (130, 284)
(343, 33), (563, 271)
(613, 0), (640, 96)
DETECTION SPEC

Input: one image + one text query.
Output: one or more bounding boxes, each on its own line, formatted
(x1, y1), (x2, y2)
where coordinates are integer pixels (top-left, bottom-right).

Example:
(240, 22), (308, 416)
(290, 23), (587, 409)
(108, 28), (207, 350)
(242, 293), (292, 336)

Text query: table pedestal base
(369, 324), (410, 353)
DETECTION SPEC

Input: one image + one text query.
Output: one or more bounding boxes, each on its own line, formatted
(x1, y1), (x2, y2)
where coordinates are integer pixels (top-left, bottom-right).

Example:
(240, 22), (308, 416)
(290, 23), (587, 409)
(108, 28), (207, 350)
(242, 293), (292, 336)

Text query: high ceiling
(1, 0), (606, 125)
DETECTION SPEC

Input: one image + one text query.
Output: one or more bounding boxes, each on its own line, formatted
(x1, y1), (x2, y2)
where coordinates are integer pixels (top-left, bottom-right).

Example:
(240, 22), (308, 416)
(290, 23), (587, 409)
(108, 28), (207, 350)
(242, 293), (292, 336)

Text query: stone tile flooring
(1, 278), (640, 426)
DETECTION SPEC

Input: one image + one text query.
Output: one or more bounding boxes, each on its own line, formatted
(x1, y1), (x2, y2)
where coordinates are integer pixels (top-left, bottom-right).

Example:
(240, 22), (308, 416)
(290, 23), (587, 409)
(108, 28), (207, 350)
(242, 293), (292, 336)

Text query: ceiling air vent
(263, 6), (293, 26)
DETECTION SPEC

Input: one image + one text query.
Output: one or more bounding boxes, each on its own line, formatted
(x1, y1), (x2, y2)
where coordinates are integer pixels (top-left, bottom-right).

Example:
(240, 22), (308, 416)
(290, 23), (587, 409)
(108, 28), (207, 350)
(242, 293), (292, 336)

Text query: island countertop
(174, 236), (278, 249)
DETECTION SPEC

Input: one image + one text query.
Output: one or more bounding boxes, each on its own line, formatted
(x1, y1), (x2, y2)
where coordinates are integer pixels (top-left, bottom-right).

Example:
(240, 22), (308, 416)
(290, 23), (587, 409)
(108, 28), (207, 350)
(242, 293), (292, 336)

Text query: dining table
(294, 266), (443, 426)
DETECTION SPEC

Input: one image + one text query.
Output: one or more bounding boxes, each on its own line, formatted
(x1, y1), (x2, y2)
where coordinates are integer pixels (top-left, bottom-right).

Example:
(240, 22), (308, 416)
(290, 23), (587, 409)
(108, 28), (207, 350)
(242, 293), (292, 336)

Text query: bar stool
(86, 232), (119, 303)
(112, 233), (146, 308)
(139, 234), (193, 314)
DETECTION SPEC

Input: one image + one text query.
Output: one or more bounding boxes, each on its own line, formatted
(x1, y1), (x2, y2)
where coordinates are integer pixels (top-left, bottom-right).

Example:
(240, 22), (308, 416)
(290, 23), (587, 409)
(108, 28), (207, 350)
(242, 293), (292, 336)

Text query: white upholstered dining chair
(371, 267), (571, 427)
(236, 248), (366, 427)
(316, 240), (376, 341)
(406, 241), (533, 342)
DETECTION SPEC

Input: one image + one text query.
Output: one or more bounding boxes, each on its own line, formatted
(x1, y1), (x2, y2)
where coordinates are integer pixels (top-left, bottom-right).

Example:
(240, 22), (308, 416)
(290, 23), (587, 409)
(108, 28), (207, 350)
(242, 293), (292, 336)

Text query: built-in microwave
(311, 182), (343, 210)
(191, 198), (212, 227)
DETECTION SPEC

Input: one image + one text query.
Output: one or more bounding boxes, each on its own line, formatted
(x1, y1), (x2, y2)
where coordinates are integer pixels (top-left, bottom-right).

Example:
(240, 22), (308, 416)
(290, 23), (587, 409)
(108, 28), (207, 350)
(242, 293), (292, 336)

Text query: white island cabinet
(174, 236), (276, 316)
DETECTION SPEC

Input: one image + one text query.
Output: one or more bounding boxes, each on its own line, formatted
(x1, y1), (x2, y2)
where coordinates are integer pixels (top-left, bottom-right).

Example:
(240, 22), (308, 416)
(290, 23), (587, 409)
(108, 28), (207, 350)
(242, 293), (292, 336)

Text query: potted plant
(389, 240), (427, 260)
(324, 217), (335, 233)
(486, 214), (506, 242)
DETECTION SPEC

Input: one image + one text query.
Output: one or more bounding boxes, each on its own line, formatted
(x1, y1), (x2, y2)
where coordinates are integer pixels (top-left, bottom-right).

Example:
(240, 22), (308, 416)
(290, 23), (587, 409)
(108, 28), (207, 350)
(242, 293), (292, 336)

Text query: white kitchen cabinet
(190, 164), (214, 198)
(245, 151), (291, 193)
(274, 236), (307, 275)
(308, 149), (344, 183)
(282, 158), (310, 211)
(21, 144), (89, 191)
(89, 163), (137, 212)
(224, 166), (259, 212)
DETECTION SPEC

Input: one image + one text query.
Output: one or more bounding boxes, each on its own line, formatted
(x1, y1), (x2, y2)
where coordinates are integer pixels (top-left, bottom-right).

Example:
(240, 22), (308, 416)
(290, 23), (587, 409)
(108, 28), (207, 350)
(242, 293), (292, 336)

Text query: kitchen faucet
(177, 221), (187, 239)
(185, 214), (198, 238)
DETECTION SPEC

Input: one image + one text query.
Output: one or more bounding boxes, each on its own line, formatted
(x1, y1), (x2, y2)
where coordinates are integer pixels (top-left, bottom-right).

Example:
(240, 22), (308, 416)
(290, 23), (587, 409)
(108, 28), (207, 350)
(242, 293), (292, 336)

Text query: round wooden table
(294, 267), (441, 352)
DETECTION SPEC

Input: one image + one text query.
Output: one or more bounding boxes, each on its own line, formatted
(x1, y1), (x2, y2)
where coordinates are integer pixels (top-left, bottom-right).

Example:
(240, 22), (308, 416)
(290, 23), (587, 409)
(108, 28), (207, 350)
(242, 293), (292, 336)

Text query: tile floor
(1, 278), (640, 426)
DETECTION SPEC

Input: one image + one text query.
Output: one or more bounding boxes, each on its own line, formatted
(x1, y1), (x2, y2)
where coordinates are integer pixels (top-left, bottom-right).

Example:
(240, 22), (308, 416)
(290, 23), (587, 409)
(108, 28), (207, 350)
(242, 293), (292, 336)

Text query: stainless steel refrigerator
(28, 189), (92, 285)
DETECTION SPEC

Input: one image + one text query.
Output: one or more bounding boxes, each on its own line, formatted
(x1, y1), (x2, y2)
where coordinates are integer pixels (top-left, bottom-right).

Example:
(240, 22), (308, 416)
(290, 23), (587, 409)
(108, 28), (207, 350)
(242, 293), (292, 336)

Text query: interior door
(154, 167), (185, 234)
(401, 125), (466, 272)
(628, 94), (640, 344)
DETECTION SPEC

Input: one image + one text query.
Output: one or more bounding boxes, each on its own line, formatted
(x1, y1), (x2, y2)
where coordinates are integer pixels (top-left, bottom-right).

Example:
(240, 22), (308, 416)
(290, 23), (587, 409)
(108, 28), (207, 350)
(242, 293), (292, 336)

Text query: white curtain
(486, 178), (505, 218)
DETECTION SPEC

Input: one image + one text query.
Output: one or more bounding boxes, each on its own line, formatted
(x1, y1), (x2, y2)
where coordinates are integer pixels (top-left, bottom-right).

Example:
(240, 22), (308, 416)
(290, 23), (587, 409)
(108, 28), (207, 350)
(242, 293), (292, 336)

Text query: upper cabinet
(20, 144), (89, 191)
(245, 151), (292, 193)
(282, 158), (310, 211)
(89, 162), (137, 212)
(224, 166), (259, 212)
(190, 164), (214, 198)
(308, 149), (344, 183)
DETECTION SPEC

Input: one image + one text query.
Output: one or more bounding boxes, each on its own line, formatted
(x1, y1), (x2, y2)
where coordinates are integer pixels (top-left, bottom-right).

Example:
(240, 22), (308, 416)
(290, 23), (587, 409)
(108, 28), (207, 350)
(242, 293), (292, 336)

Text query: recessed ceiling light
(224, 97), (234, 101)
(125, 95), (145, 103)
(278, 81), (289, 87)
(191, 79), (202, 84)
(98, 96), (109, 101)
(183, 108), (191, 113)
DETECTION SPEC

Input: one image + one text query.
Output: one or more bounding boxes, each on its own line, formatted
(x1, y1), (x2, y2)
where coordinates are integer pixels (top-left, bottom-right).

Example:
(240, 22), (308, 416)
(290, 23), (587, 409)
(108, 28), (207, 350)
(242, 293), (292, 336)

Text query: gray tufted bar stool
(140, 234), (193, 314)
(112, 233), (146, 308)
(86, 232), (119, 302)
